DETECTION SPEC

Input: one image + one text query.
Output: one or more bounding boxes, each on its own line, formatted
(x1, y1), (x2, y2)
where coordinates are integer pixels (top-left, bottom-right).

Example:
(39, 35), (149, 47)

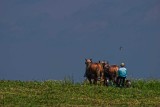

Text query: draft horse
(101, 62), (119, 86)
(85, 59), (104, 85)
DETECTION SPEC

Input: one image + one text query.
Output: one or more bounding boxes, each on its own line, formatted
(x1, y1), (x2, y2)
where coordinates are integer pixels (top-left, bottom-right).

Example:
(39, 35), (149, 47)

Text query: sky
(0, 0), (160, 82)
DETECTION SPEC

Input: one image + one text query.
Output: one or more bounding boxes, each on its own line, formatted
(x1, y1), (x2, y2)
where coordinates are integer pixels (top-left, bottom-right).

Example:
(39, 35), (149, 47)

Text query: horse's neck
(86, 63), (92, 70)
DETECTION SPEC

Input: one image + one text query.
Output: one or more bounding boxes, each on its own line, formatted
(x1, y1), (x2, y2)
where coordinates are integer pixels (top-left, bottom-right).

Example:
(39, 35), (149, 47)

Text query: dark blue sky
(0, 0), (160, 82)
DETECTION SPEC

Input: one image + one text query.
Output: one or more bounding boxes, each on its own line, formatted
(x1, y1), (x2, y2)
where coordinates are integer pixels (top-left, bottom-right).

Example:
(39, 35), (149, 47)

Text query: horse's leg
(105, 72), (110, 86)
(97, 70), (101, 81)
(111, 72), (116, 85)
(110, 76), (113, 86)
(114, 72), (117, 84)
(111, 74), (116, 86)
(88, 78), (92, 84)
(100, 72), (105, 85)
(93, 77), (97, 85)
(114, 76), (118, 85)
(105, 77), (109, 86)
(116, 76), (120, 87)
(93, 75), (97, 85)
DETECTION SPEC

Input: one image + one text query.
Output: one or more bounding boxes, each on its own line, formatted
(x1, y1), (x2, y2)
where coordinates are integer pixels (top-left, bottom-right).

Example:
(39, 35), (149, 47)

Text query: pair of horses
(85, 59), (119, 85)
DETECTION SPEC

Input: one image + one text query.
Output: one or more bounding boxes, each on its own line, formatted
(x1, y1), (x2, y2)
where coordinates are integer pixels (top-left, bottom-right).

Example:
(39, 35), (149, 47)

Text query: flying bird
(119, 46), (123, 51)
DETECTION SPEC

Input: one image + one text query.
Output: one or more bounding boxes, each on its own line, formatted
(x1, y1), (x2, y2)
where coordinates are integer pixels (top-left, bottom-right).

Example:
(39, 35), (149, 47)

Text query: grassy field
(0, 79), (160, 107)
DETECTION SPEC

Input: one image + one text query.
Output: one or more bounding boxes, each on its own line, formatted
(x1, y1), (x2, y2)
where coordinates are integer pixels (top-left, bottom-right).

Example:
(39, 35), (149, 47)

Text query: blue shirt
(118, 67), (127, 77)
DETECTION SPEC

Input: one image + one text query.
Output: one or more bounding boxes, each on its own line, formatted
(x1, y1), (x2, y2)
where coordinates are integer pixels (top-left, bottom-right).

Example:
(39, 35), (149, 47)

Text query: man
(116, 63), (127, 87)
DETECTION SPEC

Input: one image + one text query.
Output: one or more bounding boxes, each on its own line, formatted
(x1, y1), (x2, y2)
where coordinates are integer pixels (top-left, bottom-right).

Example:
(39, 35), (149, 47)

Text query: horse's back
(109, 65), (119, 73)
(89, 63), (104, 74)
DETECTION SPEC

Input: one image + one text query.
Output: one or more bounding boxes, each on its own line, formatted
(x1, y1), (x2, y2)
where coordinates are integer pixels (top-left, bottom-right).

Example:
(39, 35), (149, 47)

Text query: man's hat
(120, 63), (125, 67)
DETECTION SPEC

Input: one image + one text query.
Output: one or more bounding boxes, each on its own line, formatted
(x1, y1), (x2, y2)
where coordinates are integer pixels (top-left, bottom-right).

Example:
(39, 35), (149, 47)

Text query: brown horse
(85, 59), (104, 85)
(102, 62), (119, 85)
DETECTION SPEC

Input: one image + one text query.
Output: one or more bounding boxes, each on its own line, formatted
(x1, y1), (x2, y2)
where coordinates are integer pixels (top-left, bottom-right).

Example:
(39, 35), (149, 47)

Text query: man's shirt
(118, 67), (127, 77)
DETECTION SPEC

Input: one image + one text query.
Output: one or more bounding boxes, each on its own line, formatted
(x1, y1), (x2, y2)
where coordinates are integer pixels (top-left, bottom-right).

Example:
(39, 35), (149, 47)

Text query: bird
(119, 46), (123, 51)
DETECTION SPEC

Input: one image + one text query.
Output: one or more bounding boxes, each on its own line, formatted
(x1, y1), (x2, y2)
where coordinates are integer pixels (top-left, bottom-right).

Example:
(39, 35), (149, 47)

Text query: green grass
(0, 79), (160, 107)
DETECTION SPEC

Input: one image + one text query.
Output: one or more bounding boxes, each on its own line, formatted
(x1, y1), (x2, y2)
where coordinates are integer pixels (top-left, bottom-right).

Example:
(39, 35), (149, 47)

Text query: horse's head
(98, 60), (104, 65)
(103, 61), (110, 69)
(85, 58), (92, 65)
(99, 60), (109, 67)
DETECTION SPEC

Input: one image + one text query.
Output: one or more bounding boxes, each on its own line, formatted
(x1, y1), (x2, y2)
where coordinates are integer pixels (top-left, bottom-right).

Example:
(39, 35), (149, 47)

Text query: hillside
(0, 80), (160, 106)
